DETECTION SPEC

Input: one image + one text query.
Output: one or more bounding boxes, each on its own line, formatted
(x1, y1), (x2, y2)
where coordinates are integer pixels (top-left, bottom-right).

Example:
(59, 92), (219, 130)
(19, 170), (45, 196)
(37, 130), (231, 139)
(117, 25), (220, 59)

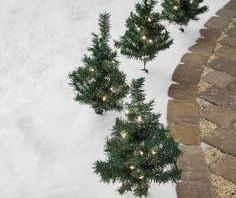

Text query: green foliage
(115, 0), (173, 71)
(69, 13), (129, 115)
(94, 78), (182, 197)
(161, 0), (208, 29)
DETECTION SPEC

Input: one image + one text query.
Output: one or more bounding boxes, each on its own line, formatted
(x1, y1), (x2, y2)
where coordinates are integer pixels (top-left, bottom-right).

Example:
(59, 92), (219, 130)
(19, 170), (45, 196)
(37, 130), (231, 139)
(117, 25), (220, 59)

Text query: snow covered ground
(0, 0), (229, 197)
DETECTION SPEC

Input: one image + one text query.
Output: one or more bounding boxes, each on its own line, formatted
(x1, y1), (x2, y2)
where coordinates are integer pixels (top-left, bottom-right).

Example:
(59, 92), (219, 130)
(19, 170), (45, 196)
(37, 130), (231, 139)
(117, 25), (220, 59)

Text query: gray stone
(199, 86), (235, 106)
(168, 83), (198, 99)
(202, 105), (236, 128)
(189, 38), (216, 57)
(177, 181), (215, 198)
(216, 8), (236, 18)
(169, 125), (201, 145)
(220, 36), (236, 48)
(208, 57), (236, 77)
(168, 100), (199, 125)
(205, 16), (231, 31)
(212, 154), (236, 184)
(177, 145), (209, 181)
(181, 53), (208, 67)
(172, 64), (203, 85)
(204, 127), (236, 157)
(225, 27), (236, 37)
(200, 28), (222, 41)
(202, 71), (235, 88)
(215, 45), (236, 62)
(224, 0), (236, 9)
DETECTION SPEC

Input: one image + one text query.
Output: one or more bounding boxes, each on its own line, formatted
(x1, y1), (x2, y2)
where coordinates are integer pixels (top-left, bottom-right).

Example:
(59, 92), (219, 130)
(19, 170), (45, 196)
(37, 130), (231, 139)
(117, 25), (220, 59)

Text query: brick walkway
(167, 1), (236, 197)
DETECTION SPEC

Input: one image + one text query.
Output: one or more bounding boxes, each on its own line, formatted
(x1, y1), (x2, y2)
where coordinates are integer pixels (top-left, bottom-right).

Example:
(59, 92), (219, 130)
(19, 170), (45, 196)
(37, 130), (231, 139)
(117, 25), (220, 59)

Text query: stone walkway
(167, 1), (236, 197)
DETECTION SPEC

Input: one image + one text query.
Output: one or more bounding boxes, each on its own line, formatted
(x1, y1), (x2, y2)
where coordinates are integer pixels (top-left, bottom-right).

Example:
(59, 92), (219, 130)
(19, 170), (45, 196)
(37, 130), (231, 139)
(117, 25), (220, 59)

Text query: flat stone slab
(204, 127), (236, 157)
(227, 80), (236, 95)
(205, 16), (231, 31)
(177, 181), (214, 198)
(168, 100), (199, 125)
(202, 71), (235, 88)
(212, 154), (236, 184)
(199, 86), (235, 106)
(215, 45), (236, 62)
(177, 145), (209, 181)
(189, 38), (216, 57)
(181, 53), (208, 67)
(169, 125), (201, 145)
(172, 64), (203, 85)
(208, 57), (236, 77)
(168, 84), (198, 99)
(200, 28), (222, 41)
(216, 8), (236, 18)
(202, 105), (236, 128)
(220, 36), (236, 49)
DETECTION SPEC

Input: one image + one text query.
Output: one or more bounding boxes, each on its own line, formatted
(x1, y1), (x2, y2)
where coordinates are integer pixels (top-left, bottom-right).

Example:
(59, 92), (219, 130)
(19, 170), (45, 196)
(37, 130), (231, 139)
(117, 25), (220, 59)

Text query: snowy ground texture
(0, 0), (230, 198)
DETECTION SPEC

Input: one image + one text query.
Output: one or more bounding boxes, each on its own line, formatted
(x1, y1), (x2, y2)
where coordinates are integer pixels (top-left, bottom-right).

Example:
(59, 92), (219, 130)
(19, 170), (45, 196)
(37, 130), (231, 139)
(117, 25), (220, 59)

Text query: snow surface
(0, 0), (229, 197)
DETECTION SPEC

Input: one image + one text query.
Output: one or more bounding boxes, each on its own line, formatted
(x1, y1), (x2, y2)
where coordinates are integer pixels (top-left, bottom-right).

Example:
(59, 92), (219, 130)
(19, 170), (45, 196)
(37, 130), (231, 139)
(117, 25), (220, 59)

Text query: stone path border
(167, 1), (236, 197)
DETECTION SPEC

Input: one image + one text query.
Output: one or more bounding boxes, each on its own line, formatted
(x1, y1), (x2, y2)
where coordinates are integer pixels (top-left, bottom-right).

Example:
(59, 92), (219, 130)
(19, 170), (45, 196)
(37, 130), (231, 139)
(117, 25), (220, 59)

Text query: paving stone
(216, 8), (236, 18)
(205, 16), (231, 31)
(169, 125), (201, 145)
(189, 38), (216, 57)
(227, 80), (236, 95)
(204, 127), (236, 157)
(208, 57), (236, 77)
(199, 86), (235, 106)
(177, 145), (209, 181)
(225, 27), (236, 37)
(202, 71), (235, 88)
(220, 36), (236, 48)
(200, 28), (222, 41)
(172, 64), (203, 85)
(167, 100), (199, 125)
(202, 105), (236, 128)
(224, 0), (236, 9)
(215, 45), (236, 62)
(180, 53), (208, 67)
(177, 181), (214, 198)
(168, 84), (198, 99)
(212, 154), (236, 184)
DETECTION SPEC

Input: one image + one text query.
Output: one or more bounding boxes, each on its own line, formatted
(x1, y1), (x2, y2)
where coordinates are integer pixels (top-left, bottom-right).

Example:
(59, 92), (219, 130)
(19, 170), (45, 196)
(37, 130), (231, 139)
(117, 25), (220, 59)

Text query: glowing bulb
(139, 150), (144, 155)
(130, 166), (135, 170)
(173, 6), (178, 10)
(137, 115), (142, 123)
(141, 56), (145, 60)
(139, 176), (144, 180)
(161, 29), (166, 34)
(90, 68), (95, 72)
(149, 39), (153, 43)
(148, 17), (151, 22)
(120, 131), (127, 138)
(102, 96), (107, 102)
(142, 35), (147, 40)
(110, 87), (114, 92)
(151, 150), (156, 155)
(98, 35), (102, 39)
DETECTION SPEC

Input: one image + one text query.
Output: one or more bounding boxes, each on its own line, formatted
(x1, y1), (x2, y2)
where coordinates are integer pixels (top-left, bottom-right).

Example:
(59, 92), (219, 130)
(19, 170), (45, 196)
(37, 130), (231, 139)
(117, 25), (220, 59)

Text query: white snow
(0, 0), (229, 197)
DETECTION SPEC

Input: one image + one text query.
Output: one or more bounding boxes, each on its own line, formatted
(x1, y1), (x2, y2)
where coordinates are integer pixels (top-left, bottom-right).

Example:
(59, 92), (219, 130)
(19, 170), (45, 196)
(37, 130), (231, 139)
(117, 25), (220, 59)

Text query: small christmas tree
(69, 13), (129, 115)
(115, 0), (173, 73)
(161, 0), (208, 32)
(94, 78), (182, 197)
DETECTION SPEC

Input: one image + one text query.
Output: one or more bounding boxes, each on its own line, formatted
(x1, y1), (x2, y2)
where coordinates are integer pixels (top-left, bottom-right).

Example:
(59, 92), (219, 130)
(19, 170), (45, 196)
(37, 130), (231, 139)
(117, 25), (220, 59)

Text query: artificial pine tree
(161, 0), (208, 32)
(115, 0), (173, 73)
(94, 78), (182, 197)
(69, 13), (129, 115)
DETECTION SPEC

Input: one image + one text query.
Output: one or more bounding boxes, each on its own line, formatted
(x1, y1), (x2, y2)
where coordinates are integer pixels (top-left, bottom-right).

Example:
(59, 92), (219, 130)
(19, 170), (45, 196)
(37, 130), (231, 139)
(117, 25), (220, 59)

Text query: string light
(141, 56), (145, 60)
(151, 149), (157, 155)
(139, 175), (144, 180)
(98, 34), (102, 39)
(148, 39), (153, 43)
(90, 68), (95, 72)
(142, 35), (147, 40)
(173, 6), (178, 10)
(139, 150), (144, 155)
(137, 115), (142, 123)
(148, 17), (151, 22)
(130, 166), (135, 170)
(125, 110), (129, 114)
(110, 87), (114, 92)
(102, 96), (107, 102)
(120, 131), (127, 138)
